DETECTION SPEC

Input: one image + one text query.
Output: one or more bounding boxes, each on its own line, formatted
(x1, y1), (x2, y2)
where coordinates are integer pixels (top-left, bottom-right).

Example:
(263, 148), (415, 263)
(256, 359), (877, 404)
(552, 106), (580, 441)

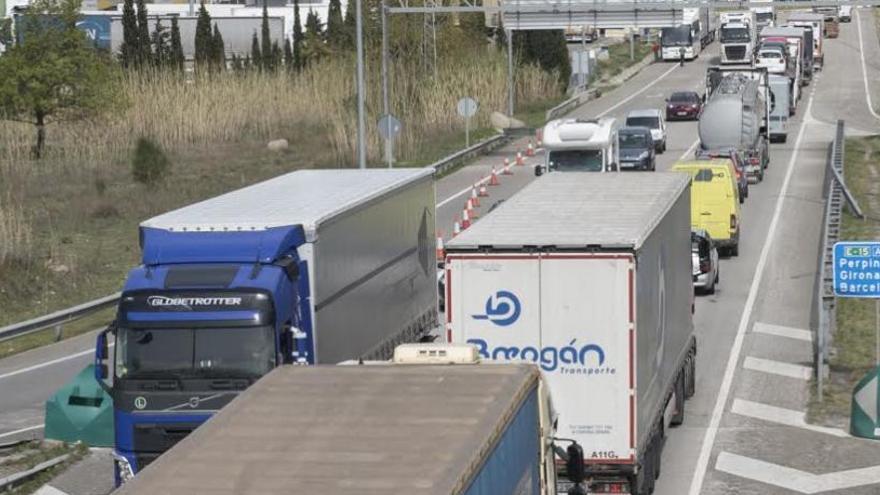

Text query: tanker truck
(700, 67), (770, 182)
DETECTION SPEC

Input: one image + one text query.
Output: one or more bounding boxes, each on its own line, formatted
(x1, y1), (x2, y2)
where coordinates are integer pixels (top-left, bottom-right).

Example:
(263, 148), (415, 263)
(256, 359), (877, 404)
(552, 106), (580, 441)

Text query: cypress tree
(194, 1), (213, 68)
(271, 41), (281, 69)
(212, 23), (225, 70)
(151, 17), (169, 66)
(283, 38), (293, 70)
(261, 0), (272, 70)
(170, 16), (184, 72)
(326, 0), (343, 48)
(250, 31), (262, 70)
(120, 0), (138, 67)
(342, 0), (355, 49)
(305, 9), (322, 37)
(135, 0), (151, 65)
(292, 0), (303, 70)
(302, 10), (327, 66)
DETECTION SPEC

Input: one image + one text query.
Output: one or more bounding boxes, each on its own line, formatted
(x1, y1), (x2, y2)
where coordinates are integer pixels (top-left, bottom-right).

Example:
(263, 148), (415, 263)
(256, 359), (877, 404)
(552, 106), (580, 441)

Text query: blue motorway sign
(833, 242), (880, 298)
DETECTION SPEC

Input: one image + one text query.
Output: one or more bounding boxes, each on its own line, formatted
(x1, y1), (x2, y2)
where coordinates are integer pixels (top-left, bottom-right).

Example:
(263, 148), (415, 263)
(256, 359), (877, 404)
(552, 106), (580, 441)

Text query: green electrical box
(44, 364), (114, 447)
(851, 365), (880, 440)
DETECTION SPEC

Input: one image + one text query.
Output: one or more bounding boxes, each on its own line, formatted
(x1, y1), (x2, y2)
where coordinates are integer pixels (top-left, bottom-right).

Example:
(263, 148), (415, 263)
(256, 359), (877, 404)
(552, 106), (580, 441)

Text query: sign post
(457, 97), (478, 148)
(833, 241), (880, 439)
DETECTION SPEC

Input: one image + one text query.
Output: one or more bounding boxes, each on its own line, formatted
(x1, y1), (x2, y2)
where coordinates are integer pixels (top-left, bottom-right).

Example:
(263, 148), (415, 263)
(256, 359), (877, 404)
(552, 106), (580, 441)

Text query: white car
(839, 5), (852, 22)
(692, 229), (720, 294)
(755, 48), (787, 75)
(625, 109), (667, 153)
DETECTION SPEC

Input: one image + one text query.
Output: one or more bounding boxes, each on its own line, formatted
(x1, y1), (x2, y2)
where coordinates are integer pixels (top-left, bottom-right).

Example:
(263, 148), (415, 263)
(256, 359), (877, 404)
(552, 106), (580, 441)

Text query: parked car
(695, 149), (749, 201)
(618, 126), (656, 171)
(673, 159), (742, 256)
(625, 109), (667, 152)
(665, 91), (703, 121)
(839, 5), (852, 22)
(692, 229), (720, 294)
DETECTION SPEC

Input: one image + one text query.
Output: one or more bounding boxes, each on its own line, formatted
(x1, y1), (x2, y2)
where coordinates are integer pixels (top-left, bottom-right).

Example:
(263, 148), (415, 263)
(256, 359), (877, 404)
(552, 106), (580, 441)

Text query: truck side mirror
(534, 164), (544, 177)
(94, 324), (114, 389)
(566, 442), (586, 484)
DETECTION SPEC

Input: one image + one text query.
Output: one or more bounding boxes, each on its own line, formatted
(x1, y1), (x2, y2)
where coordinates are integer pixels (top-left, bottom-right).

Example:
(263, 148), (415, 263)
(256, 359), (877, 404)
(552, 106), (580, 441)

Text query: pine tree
(292, 0), (303, 70)
(302, 10), (328, 66)
(212, 23), (225, 70)
(521, 30), (570, 86)
(250, 31), (262, 70)
(283, 38), (293, 70)
(342, 0), (355, 49)
(260, 0), (272, 71)
(135, 0), (151, 65)
(151, 17), (169, 67)
(170, 16), (184, 72)
(194, 2), (213, 68)
(326, 0), (344, 48)
(120, 0), (138, 67)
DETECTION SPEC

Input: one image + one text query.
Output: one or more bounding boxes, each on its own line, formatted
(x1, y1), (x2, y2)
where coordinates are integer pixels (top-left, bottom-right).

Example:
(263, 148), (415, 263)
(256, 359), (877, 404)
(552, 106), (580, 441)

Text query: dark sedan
(665, 91), (702, 121)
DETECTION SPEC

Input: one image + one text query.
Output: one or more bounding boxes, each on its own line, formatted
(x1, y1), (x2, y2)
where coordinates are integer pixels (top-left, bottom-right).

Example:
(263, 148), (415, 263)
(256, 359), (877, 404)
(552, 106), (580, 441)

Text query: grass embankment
(0, 441), (87, 495)
(809, 136), (880, 425)
(592, 40), (653, 93)
(0, 50), (560, 336)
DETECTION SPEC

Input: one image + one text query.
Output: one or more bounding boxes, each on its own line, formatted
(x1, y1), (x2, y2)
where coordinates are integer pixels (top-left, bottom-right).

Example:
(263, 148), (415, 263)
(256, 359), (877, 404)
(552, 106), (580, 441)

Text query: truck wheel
(671, 374), (686, 426)
(730, 243), (739, 257)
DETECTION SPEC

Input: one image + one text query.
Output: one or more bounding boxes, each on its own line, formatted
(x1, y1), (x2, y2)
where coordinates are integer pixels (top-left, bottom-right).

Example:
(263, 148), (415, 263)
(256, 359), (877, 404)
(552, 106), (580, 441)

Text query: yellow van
(672, 160), (741, 256)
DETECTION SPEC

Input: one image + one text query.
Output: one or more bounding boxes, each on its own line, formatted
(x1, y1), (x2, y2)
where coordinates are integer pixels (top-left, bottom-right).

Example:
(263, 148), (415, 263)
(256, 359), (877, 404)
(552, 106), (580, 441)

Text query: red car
(665, 91), (703, 121)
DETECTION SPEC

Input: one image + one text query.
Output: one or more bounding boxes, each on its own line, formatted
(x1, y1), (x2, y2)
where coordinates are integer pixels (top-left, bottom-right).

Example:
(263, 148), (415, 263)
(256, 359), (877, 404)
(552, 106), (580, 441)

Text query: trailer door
(539, 254), (634, 463)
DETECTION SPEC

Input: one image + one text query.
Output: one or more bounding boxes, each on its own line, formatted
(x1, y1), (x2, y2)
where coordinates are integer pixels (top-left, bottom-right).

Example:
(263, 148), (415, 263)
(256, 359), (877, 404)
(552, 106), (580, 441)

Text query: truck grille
(725, 46), (747, 61)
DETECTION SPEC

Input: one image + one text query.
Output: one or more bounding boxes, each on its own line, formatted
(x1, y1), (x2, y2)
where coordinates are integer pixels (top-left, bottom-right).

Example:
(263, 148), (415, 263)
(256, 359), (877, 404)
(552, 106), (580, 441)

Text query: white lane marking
(679, 138), (700, 161)
(743, 356), (812, 380)
(0, 424), (44, 440)
(856, 8), (880, 121)
(597, 64), (679, 118)
(715, 451), (880, 494)
(34, 486), (71, 495)
(687, 87), (817, 495)
(752, 322), (813, 342)
(731, 399), (849, 438)
(435, 159), (522, 209)
(0, 343), (114, 382)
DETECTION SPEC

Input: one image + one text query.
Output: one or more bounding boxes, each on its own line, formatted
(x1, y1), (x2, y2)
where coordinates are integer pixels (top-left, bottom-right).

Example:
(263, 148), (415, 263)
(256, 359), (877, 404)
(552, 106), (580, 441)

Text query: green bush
(131, 137), (170, 185)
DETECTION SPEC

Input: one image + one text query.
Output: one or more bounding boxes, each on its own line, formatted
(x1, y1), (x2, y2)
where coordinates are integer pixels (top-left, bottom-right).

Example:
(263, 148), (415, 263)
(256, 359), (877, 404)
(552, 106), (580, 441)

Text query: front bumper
(667, 108), (699, 120)
(693, 271), (713, 289)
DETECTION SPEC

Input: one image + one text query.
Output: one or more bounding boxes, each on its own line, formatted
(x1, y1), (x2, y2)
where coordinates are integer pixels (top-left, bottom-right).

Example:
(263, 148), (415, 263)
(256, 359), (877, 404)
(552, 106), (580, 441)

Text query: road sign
(833, 241), (880, 298)
(457, 97), (478, 118)
(377, 114), (402, 140)
(851, 366), (880, 439)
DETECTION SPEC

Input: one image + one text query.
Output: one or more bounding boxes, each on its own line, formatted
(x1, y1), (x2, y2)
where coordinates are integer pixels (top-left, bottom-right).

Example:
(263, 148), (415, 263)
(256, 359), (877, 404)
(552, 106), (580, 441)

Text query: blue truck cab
(95, 169), (438, 483)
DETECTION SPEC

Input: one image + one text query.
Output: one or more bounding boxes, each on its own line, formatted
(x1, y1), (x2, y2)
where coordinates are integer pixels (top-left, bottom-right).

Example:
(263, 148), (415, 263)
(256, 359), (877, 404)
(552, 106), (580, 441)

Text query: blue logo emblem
(472, 291), (521, 326)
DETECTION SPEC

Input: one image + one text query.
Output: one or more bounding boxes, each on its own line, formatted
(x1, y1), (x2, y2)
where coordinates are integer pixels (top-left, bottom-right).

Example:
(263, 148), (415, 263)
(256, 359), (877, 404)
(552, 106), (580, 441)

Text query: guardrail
(429, 132), (512, 176)
(0, 293), (120, 343)
(815, 120), (845, 401)
(546, 88), (600, 122)
(0, 453), (70, 491)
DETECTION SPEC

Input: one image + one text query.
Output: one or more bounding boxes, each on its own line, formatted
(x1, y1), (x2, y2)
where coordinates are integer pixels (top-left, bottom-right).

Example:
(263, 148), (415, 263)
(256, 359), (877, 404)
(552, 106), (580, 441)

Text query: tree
(135, 0), (151, 65)
(250, 31), (261, 69)
(302, 10), (328, 66)
(325, 0), (344, 48)
(151, 17), (170, 67)
(283, 38), (293, 70)
(458, 0), (488, 43)
(132, 137), (170, 185)
(194, 1), (213, 68)
(270, 41), (281, 69)
(0, 18), (12, 49)
(260, 0), (272, 70)
(292, 0), (304, 70)
(516, 30), (570, 86)
(0, 0), (119, 158)
(342, 0), (355, 48)
(212, 23), (225, 70)
(170, 16), (184, 71)
(120, 0), (138, 67)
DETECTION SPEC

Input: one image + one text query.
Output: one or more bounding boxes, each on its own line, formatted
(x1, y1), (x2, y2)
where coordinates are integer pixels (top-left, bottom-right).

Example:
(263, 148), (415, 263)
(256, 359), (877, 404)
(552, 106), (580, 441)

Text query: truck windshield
(721, 27), (751, 42)
(115, 326), (275, 379)
(661, 26), (693, 46)
(755, 12), (773, 23)
(548, 150), (604, 172)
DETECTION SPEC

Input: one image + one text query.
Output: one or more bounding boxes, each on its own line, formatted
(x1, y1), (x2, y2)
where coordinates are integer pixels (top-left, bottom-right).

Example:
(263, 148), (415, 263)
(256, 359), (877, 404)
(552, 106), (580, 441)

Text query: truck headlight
(112, 451), (135, 484)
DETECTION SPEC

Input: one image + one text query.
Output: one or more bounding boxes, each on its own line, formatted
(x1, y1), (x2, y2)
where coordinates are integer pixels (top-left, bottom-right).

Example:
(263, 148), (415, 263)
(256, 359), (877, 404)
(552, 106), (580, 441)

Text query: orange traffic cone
(526, 141), (535, 157)
(461, 209), (471, 229)
(436, 234), (445, 262)
(489, 167), (500, 186)
(516, 152), (525, 166)
(478, 184), (489, 197)
(471, 186), (481, 207)
(465, 198), (479, 218)
(502, 158), (513, 175)
(452, 221), (461, 237)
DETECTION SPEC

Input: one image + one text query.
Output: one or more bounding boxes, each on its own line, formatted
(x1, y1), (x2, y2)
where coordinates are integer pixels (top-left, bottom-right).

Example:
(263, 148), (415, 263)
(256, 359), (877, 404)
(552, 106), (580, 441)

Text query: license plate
(677, 111), (688, 116)
(620, 162), (635, 168)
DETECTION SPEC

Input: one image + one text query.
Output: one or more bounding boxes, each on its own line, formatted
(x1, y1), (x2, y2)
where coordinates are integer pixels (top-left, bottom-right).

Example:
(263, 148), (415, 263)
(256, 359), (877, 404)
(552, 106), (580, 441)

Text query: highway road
(2, 11), (880, 493)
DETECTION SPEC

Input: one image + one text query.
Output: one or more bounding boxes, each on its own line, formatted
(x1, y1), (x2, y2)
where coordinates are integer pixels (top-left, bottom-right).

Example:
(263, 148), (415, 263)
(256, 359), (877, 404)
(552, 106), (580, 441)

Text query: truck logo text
(146, 296), (243, 310)
(471, 291), (521, 326)
(468, 338), (614, 374)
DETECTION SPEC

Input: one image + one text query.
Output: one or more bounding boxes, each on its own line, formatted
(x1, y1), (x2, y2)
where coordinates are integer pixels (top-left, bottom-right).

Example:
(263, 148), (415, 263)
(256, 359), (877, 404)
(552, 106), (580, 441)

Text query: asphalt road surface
(3, 11), (880, 494)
